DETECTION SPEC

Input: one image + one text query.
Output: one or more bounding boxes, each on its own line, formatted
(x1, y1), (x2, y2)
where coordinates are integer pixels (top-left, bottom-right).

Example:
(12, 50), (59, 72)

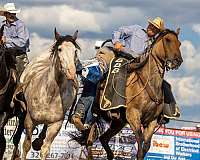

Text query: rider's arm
(112, 25), (140, 45)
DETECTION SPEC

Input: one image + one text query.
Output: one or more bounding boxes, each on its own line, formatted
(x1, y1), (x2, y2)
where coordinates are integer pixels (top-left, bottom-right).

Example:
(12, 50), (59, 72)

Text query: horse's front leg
(0, 112), (9, 159)
(99, 118), (126, 160)
(12, 110), (26, 160)
(143, 119), (157, 157)
(126, 107), (144, 160)
(32, 124), (48, 151)
(40, 120), (62, 160)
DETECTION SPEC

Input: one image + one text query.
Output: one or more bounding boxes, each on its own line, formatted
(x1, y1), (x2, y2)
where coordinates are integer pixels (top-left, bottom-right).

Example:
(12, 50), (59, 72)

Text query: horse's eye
(58, 48), (62, 52)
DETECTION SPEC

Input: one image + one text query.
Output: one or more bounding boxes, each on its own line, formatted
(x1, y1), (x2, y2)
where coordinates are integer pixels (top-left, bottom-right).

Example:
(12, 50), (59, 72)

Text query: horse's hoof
(107, 153), (114, 160)
(10, 101), (15, 108)
(32, 138), (43, 151)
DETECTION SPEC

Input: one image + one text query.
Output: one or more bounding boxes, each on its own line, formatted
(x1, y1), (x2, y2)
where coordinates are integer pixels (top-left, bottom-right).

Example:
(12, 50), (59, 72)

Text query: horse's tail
(10, 83), (26, 111)
(67, 130), (90, 146)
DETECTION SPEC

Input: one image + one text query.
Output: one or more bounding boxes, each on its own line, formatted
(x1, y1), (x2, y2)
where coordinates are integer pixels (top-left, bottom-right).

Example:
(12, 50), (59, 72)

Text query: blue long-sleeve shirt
(1, 19), (30, 52)
(112, 25), (149, 56)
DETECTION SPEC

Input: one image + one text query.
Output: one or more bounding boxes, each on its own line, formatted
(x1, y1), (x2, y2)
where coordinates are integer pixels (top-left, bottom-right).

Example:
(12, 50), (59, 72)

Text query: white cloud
(167, 76), (200, 106)
(20, 5), (102, 33)
(18, 4), (144, 37)
(29, 32), (97, 60)
(77, 39), (96, 60)
(94, 6), (144, 30)
(29, 33), (52, 59)
(180, 40), (200, 73)
(192, 24), (200, 35)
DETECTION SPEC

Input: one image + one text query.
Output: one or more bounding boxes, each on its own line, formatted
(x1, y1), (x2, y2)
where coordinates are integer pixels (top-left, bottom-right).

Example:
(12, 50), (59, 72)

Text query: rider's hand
(114, 42), (123, 51)
(1, 36), (6, 44)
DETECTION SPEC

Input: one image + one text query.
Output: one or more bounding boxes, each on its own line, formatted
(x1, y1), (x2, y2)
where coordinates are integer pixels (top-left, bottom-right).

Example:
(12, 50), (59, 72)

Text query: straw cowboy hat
(148, 17), (164, 30)
(0, 3), (21, 16)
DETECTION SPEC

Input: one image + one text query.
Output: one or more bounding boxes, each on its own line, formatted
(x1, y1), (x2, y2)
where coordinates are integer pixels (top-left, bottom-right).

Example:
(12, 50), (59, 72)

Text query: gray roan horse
(74, 29), (183, 160)
(13, 29), (80, 160)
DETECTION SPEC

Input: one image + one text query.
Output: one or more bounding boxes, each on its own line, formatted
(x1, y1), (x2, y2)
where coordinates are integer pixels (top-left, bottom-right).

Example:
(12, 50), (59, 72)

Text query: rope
(172, 119), (200, 124)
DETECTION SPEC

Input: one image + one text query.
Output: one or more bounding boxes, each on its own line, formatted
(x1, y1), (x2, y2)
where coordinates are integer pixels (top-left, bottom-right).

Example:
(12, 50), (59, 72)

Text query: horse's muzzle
(166, 57), (183, 71)
(65, 66), (76, 80)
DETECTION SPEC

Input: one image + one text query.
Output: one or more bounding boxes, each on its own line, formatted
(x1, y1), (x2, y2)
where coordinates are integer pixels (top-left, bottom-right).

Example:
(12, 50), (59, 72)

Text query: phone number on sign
(29, 151), (77, 159)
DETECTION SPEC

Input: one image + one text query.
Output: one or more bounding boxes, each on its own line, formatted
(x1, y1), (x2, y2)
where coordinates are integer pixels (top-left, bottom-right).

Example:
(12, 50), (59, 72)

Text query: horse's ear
(176, 27), (180, 36)
(54, 28), (60, 40)
(73, 30), (78, 40)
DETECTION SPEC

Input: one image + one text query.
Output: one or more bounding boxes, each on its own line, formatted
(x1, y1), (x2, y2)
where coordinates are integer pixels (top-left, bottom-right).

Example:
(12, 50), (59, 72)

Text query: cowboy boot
(163, 103), (180, 119)
(71, 114), (85, 131)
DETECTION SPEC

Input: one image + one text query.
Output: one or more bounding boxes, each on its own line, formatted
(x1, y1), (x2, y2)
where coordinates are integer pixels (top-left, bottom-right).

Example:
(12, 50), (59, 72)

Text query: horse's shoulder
(126, 72), (138, 87)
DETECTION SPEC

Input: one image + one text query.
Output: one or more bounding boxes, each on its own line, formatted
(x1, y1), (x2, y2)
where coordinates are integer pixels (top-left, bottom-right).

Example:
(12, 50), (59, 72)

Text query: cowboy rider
(71, 17), (180, 131)
(0, 3), (30, 82)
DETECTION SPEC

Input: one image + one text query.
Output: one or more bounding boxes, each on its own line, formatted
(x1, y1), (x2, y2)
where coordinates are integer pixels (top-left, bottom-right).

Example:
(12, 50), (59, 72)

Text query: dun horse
(14, 29), (80, 160)
(0, 45), (26, 159)
(81, 29), (183, 160)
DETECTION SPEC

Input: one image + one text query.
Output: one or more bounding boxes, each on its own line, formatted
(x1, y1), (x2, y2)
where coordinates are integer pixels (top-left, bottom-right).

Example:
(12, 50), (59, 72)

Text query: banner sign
(145, 128), (200, 160)
(3, 118), (19, 160)
(22, 123), (87, 160)
(91, 126), (137, 159)
(3, 119), (200, 160)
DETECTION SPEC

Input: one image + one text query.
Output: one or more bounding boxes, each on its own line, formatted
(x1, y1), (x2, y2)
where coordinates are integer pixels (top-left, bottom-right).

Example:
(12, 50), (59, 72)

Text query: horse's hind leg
(99, 119), (126, 160)
(22, 113), (34, 160)
(40, 120), (62, 160)
(143, 120), (157, 157)
(126, 108), (144, 160)
(0, 127), (6, 160)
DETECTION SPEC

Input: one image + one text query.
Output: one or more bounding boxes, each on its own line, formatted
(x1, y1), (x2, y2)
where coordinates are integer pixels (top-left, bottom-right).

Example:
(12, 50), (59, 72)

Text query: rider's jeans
(75, 96), (95, 125)
(75, 77), (97, 125)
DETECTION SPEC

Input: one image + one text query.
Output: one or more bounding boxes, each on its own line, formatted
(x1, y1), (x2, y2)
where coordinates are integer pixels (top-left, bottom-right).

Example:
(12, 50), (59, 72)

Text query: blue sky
(1, 0), (199, 128)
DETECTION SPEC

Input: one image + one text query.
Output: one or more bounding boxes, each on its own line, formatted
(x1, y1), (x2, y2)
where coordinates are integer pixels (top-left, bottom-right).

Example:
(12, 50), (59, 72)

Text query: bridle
(149, 29), (179, 77)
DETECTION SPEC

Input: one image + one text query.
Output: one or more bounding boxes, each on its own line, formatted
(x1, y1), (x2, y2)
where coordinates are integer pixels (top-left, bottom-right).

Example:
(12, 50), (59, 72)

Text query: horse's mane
(50, 35), (81, 58)
(158, 29), (178, 38)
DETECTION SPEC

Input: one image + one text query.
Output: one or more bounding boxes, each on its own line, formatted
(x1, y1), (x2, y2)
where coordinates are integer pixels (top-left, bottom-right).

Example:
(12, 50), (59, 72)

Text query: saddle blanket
(100, 57), (129, 111)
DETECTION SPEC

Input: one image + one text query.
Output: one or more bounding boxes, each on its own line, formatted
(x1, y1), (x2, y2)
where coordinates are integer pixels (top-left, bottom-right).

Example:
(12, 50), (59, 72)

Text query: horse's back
(20, 52), (51, 83)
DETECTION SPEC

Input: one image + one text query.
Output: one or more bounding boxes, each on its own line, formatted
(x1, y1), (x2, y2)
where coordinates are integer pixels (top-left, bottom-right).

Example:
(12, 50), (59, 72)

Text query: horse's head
(51, 28), (80, 80)
(153, 28), (183, 71)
